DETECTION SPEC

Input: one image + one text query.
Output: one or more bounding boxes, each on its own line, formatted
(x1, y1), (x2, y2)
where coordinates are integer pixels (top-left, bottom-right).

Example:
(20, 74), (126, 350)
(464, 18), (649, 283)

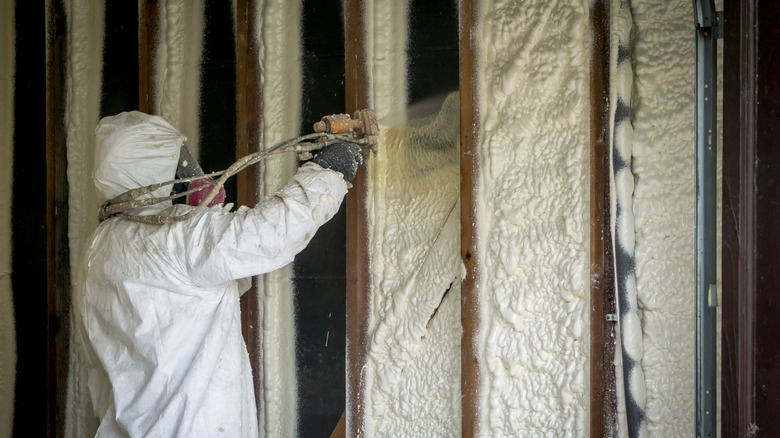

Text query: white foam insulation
(474, 0), (591, 435)
(364, 92), (463, 436)
(64, 1), (104, 435)
(253, 0), (303, 435)
(630, 1), (697, 435)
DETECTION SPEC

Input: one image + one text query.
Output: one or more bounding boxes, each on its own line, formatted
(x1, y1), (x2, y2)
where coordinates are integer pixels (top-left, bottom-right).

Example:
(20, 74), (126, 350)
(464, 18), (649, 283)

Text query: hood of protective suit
(93, 111), (186, 208)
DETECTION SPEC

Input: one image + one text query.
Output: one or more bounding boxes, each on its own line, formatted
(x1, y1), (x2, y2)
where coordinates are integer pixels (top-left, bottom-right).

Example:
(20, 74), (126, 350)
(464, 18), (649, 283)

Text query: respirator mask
(173, 144), (226, 207)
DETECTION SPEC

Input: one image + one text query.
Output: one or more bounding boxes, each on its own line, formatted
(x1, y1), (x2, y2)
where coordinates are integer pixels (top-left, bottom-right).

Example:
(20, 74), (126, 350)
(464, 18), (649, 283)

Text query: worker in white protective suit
(73, 111), (363, 437)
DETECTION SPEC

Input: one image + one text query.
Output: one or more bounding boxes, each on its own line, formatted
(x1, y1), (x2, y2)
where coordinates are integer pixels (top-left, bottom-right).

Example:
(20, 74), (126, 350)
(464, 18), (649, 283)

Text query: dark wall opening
(408, 0), (459, 106)
(199, 0), (238, 206)
(294, 1), (348, 435)
(12, 1), (47, 436)
(101, 0), (139, 117)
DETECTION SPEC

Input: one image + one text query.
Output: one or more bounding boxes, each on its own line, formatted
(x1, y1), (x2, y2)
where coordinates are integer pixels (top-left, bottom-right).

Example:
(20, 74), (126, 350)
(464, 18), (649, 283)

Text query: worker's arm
(183, 144), (362, 286)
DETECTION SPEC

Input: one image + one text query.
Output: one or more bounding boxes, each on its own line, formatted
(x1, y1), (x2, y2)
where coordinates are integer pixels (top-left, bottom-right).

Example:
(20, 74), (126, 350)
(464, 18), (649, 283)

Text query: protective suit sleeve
(184, 162), (348, 286)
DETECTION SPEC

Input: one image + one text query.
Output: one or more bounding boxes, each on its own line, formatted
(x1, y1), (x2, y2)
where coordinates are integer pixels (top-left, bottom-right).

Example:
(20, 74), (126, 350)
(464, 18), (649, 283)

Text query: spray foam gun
(98, 109), (379, 225)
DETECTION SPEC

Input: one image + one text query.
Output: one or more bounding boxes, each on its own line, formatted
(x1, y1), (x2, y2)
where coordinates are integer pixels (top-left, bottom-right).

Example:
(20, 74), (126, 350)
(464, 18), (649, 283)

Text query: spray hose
(99, 109), (378, 225)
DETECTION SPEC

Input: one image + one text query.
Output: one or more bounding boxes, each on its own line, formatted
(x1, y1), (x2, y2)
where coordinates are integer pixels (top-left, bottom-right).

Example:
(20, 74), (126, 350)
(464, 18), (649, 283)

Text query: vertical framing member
(459, 0), (480, 436)
(693, 1), (719, 435)
(46, 0), (70, 436)
(721, 0), (754, 433)
(722, 0), (780, 436)
(344, 0), (370, 436)
(589, 0), (617, 436)
(138, 0), (158, 115)
(234, 0), (264, 419)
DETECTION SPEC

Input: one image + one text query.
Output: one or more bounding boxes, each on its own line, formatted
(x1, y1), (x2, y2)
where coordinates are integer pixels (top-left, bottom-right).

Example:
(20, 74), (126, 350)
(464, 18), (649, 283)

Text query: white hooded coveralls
(73, 112), (348, 437)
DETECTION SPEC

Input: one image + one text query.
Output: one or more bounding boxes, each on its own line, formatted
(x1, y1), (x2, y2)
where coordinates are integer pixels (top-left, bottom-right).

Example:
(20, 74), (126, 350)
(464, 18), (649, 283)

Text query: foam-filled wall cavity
(365, 92), (462, 436)
(254, 1), (303, 435)
(362, 2), (465, 435)
(631, 1), (696, 435)
(475, 0), (591, 435)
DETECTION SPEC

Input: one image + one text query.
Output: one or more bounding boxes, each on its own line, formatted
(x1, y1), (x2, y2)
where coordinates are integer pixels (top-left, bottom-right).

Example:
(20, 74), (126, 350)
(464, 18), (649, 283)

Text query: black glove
(311, 142), (364, 181)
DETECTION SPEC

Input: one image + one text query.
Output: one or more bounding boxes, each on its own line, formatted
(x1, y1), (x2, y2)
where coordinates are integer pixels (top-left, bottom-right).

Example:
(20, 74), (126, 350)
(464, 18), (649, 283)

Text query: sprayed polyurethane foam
(64, 0), (105, 436)
(365, 92), (462, 437)
(476, 1), (591, 435)
(631, 1), (696, 435)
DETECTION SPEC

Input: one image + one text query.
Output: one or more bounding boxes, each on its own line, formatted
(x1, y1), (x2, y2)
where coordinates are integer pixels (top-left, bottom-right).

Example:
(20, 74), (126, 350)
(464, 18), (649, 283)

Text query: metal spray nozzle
(313, 109), (379, 155)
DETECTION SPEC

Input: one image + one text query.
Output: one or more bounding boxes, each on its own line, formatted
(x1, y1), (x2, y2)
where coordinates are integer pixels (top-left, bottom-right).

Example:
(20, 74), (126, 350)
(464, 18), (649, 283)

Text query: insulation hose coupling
(313, 109), (380, 155)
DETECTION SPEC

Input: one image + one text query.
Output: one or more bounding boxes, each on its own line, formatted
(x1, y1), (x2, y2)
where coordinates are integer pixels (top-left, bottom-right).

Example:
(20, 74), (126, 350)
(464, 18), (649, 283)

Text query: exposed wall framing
(36, 1), (764, 435)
